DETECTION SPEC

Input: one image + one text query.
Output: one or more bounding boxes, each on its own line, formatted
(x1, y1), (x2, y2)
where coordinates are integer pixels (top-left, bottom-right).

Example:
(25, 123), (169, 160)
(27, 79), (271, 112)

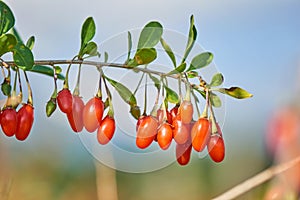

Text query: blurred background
(1, 0), (300, 199)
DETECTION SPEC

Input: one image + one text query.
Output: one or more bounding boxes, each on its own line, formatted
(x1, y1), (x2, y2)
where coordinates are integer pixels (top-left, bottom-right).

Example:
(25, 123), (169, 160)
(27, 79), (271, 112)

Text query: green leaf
(1, 78), (11, 96)
(104, 52), (108, 63)
(160, 38), (176, 67)
(81, 41), (98, 56)
(137, 21), (163, 50)
(0, 33), (16, 56)
(30, 65), (65, 80)
(210, 92), (222, 107)
(187, 70), (198, 78)
(193, 87), (206, 99)
(11, 28), (23, 43)
(165, 86), (179, 104)
(105, 76), (137, 106)
(181, 15), (197, 63)
(0, 1), (15, 35)
(167, 62), (186, 75)
(81, 17), (96, 46)
(134, 48), (157, 65)
(210, 73), (224, 87)
(13, 43), (34, 70)
(26, 36), (35, 50)
(54, 66), (62, 74)
(219, 87), (253, 99)
(187, 52), (213, 71)
(126, 31), (132, 62)
(130, 105), (140, 120)
(149, 73), (161, 91)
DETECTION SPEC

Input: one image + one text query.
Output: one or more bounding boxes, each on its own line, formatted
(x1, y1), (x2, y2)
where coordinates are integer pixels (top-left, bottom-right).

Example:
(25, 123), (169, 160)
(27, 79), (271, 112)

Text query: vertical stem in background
(0, 140), (13, 200)
(94, 162), (118, 200)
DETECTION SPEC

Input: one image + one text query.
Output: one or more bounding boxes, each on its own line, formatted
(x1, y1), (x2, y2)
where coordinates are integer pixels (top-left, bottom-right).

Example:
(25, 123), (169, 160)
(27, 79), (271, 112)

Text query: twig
(212, 155), (300, 200)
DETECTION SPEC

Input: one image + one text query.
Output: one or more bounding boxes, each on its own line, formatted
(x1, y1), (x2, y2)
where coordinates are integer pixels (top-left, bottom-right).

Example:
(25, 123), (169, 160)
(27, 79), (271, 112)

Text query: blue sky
(3, 0), (300, 170)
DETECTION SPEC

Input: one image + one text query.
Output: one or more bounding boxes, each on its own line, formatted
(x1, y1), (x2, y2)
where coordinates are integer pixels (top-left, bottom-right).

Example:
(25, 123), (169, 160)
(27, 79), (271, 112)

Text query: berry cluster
(136, 90), (225, 165)
(56, 88), (116, 145)
(0, 103), (34, 141)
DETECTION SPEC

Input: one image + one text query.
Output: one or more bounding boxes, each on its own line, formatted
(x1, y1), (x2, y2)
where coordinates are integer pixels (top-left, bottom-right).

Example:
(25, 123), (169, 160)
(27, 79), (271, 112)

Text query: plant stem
(73, 63), (82, 96)
(212, 155), (300, 200)
(23, 71), (33, 105)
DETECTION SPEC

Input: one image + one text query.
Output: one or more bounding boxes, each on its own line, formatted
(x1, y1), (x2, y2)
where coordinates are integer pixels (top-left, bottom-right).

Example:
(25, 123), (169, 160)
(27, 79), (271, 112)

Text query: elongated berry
(136, 116), (158, 149)
(83, 97), (104, 132)
(57, 89), (73, 114)
(16, 104), (34, 141)
(191, 118), (210, 152)
(207, 134), (225, 162)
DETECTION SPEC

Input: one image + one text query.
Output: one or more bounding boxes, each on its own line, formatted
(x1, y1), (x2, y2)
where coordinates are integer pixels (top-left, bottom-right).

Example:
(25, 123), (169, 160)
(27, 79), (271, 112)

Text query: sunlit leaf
(13, 43), (34, 70)
(219, 87), (253, 99)
(210, 73), (224, 87)
(167, 63), (186, 75)
(165, 86), (179, 104)
(137, 21), (163, 50)
(30, 65), (65, 80)
(160, 38), (176, 67)
(105, 76), (137, 106)
(0, 1), (15, 35)
(181, 15), (197, 63)
(134, 48), (157, 65)
(0, 33), (16, 56)
(187, 52), (213, 71)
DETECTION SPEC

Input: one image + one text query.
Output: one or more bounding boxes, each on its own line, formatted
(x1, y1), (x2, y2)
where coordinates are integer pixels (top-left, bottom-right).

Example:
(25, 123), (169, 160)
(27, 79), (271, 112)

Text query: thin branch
(1, 59), (193, 83)
(212, 155), (300, 200)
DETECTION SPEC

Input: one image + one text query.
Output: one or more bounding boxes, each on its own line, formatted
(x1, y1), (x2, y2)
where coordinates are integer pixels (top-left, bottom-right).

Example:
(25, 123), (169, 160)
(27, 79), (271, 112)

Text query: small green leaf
(149, 73), (161, 91)
(104, 52), (108, 63)
(26, 36), (35, 50)
(165, 86), (179, 104)
(160, 38), (176, 67)
(210, 73), (224, 87)
(193, 87), (206, 99)
(81, 17), (96, 46)
(11, 28), (23, 43)
(181, 15), (197, 63)
(167, 63), (186, 75)
(126, 31), (132, 63)
(30, 65), (65, 80)
(0, 1), (15, 35)
(13, 43), (34, 70)
(137, 21), (163, 50)
(105, 76), (137, 106)
(130, 105), (140, 119)
(134, 48), (157, 65)
(1, 78), (11, 96)
(210, 92), (222, 107)
(0, 33), (17, 56)
(187, 71), (198, 78)
(54, 66), (62, 74)
(219, 87), (253, 99)
(187, 52), (213, 71)
(81, 41), (98, 56)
